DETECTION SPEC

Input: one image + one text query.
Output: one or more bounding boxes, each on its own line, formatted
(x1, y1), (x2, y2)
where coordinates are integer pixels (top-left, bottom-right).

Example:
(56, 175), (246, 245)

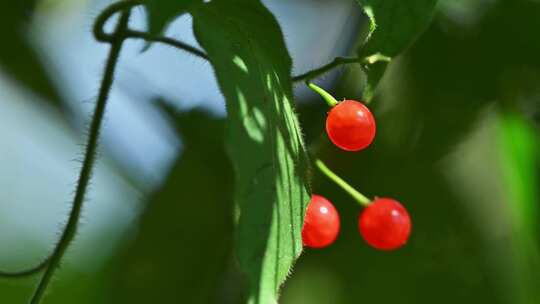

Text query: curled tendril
(93, 0), (208, 60)
(93, 1), (367, 80)
(93, 0), (142, 42)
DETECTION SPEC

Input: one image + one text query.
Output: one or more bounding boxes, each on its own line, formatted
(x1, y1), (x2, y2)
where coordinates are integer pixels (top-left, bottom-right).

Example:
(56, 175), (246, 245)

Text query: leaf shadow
(191, 1), (310, 302)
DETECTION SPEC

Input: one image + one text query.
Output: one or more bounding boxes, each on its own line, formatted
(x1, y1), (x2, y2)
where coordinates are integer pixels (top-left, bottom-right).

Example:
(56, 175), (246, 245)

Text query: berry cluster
(302, 83), (411, 251)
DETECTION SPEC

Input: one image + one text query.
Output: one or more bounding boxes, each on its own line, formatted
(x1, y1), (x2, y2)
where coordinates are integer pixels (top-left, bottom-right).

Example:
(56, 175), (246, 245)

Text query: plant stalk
(315, 159), (371, 207)
(29, 8), (131, 304)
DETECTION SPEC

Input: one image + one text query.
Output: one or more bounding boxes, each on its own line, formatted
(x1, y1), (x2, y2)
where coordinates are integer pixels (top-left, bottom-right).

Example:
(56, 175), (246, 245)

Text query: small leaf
(355, 0), (438, 100)
(192, 1), (311, 303)
(143, 0), (202, 35)
(357, 0), (438, 57)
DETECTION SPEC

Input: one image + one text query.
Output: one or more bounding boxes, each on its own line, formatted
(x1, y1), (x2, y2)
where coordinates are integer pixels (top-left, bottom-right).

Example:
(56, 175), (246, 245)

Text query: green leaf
(360, 56), (389, 102)
(0, 1), (63, 109)
(143, 0), (202, 35)
(355, 0), (438, 100)
(107, 105), (238, 303)
(497, 110), (540, 302)
(191, 1), (311, 303)
(357, 0), (438, 57)
(498, 112), (539, 238)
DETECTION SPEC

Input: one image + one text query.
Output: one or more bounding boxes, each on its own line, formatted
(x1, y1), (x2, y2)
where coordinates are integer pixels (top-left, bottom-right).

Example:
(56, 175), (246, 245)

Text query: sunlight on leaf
(237, 88), (266, 143)
(497, 110), (540, 303)
(192, 1), (311, 303)
(233, 56), (250, 73)
(499, 112), (539, 232)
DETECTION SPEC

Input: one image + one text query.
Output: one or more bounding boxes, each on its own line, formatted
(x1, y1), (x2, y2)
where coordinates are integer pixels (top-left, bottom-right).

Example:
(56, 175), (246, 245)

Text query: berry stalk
(315, 159), (371, 207)
(307, 82), (338, 107)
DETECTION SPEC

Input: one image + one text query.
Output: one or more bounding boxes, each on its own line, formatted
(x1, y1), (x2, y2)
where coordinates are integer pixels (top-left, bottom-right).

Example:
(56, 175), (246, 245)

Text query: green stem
(0, 258), (49, 278)
(93, 0), (208, 60)
(125, 30), (208, 60)
(93, 0), (140, 43)
(293, 56), (360, 82)
(96, 2), (365, 80)
(361, 53), (391, 65)
(307, 82), (339, 107)
(315, 159), (371, 207)
(29, 8), (131, 304)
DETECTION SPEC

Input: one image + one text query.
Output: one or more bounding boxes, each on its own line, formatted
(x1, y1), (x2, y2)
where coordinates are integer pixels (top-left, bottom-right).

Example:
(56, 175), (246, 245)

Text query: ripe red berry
(326, 100), (376, 151)
(302, 195), (340, 248)
(358, 198), (411, 250)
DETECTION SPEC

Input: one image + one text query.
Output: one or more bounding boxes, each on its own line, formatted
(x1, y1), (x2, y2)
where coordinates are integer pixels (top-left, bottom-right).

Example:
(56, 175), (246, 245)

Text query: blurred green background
(0, 0), (539, 303)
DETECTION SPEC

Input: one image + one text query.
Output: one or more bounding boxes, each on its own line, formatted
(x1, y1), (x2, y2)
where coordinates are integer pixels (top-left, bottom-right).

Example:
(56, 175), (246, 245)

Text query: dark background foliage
(0, 0), (538, 303)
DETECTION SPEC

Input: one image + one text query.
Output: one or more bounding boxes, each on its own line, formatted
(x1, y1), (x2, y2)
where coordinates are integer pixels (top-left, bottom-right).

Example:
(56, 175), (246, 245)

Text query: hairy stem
(0, 258), (49, 278)
(93, 0), (141, 43)
(0, 0), (205, 283)
(125, 30), (208, 60)
(315, 159), (371, 207)
(94, 0), (208, 60)
(292, 57), (360, 82)
(95, 2), (365, 82)
(29, 8), (131, 304)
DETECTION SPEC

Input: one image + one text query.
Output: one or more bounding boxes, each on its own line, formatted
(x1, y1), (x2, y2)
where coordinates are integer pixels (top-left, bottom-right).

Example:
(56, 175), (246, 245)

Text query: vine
(93, 0), (208, 60)
(0, 0), (211, 287)
(28, 7), (132, 304)
(95, 0), (367, 83)
(0, 259), (49, 278)
(293, 57), (361, 82)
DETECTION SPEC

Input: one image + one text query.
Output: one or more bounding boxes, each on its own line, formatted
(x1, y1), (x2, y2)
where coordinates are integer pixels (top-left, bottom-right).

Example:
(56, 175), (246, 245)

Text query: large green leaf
(191, 1), (311, 303)
(354, 0), (438, 100)
(143, 0), (202, 34)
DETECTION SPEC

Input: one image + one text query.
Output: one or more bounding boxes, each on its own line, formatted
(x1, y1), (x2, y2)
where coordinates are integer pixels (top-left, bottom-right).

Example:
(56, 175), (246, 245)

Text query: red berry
(326, 100), (376, 151)
(358, 198), (411, 250)
(302, 195), (340, 248)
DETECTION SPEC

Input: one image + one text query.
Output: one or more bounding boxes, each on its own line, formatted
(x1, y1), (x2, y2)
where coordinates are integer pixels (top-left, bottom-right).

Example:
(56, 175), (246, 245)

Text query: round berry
(326, 100), (376, 151)
(358, 198), (411, 250)
(302, 195), (340, 248)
